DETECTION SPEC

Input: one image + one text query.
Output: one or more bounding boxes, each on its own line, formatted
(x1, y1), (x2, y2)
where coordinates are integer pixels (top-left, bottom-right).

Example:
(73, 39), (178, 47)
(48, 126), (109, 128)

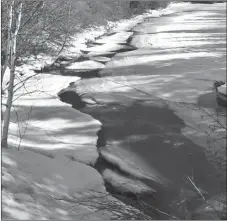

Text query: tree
(1, 1), (23, 148)
(1, 0), (72, 148)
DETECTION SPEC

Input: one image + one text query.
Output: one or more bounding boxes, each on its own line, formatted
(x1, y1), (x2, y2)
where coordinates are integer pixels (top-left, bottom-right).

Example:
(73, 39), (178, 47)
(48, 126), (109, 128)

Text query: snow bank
(61, 10), (155, 58)
(2, 148), (109, 220)
(66, 60), (105, 70)
(5, 70), (101, 165)
(217, 83), (226, 95)
(96, 32), (133, 44)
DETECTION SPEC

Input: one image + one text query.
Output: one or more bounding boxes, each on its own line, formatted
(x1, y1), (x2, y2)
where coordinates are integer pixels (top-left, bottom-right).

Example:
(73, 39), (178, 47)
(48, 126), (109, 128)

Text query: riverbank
(2, 11), (159, 220)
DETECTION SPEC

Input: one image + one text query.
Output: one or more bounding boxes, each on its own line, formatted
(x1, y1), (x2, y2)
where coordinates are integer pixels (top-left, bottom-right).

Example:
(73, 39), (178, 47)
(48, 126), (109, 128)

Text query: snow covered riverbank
(2, 10), (161, 220)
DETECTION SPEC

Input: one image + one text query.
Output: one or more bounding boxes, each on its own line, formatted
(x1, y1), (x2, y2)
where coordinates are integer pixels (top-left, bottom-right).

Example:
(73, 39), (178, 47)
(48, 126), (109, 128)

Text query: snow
(2, 68), (107, 218)
(95, 32), (133, 44)
(132, 33), (225, 49)
(66, 60), (105, 70)
(100, 149), (170, 186)
(3, 149), (105, 197)
(108, 15), (145, 32)
(105, 51), (222, 68)
(2, 148), (108, 220)
(90, 56), (111, 63)
(217, 83), (226, 95)
(61, 10), (155, 58)
(102, 169), (155, 195)
(86, 51), (116, 57)
(82, 43), (133, 54)
(5, 69), (102, 161)
(1, 9), (155, 220)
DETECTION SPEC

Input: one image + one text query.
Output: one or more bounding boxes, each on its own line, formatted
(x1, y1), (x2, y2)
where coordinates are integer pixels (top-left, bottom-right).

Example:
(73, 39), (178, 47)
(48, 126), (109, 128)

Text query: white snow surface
(217, 83), (226, 95)
(95, 32), (133, 44)
(66, 60), (105, 70)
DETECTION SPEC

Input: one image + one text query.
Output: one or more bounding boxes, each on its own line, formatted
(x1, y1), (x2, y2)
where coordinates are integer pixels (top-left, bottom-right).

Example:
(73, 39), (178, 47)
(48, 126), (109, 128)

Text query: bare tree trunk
(1, 2), (23, 148)
(1, 0), (14, 85)
(1, 1), (14, 124)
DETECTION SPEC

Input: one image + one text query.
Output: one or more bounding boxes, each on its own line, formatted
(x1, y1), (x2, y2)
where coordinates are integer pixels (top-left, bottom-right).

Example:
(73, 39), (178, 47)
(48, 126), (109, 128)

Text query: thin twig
(187, 176), (205, 200)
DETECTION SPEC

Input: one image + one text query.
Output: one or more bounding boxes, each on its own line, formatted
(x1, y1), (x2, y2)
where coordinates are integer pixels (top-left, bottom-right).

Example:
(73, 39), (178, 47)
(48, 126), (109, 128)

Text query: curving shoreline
(58, 3), (226, 219)
(57, 20), (175, 219)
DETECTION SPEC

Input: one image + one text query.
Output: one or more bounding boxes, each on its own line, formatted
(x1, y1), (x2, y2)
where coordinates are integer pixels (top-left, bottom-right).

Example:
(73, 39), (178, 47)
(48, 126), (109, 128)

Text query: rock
(58, 88), (86, 109)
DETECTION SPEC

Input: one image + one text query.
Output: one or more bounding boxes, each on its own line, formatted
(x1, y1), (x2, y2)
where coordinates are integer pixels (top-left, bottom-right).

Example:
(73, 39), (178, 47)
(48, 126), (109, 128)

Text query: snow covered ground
(1, 10), (161, 220)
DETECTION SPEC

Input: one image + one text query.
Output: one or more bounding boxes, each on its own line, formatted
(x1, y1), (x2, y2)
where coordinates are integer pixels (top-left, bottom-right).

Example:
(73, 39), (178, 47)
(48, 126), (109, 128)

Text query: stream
(56, 2), (226, 219)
